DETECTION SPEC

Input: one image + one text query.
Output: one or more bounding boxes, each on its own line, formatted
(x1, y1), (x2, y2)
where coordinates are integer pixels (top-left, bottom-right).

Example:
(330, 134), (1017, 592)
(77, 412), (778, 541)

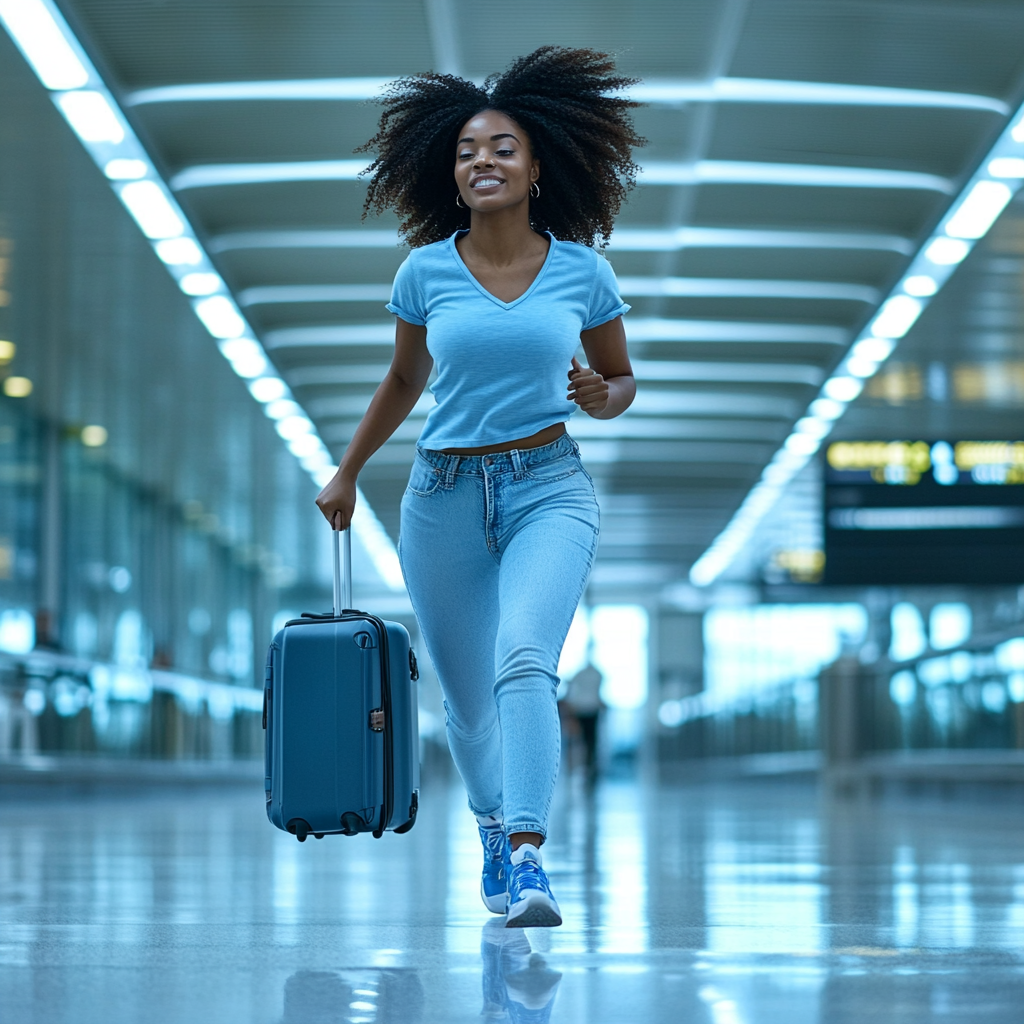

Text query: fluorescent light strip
(209, 226), (913, 255)
(0, 0), (89, 90)
(689, 99), (1024, 587)
(643, 161), (952, 192)
(0, 0), (403, 591)
(243, 278), (877, 306)
(240, 284), (393, 306)
(617, 278), (879, 303)
(124, 76), (1007, 115)
(171, 158), (951, 193)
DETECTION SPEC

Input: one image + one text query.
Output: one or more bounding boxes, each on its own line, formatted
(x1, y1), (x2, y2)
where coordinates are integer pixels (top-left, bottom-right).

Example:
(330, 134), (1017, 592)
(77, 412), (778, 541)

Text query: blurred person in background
(563, 658), (605, 782)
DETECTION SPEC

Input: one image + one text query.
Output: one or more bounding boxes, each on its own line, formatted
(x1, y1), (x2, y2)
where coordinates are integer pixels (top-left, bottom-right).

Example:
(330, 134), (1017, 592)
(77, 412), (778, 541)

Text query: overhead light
(275, 415), (314, 441)
(1013, 116), (1024, 143)
(784, 433), (821, 455)
(846, 355), (880, 378)
(793, 416), (831, 439)
(870, 296), (922, 339)
(988, 157), (1024, 179)
(0, 0), (89, 90)
(944, 180), (1013, 239)
(179, 273), (222, 296)
(248, 377), (288, 403)
(823, 376), (863, 402)
(265, 399), (302, 421)
(154, 237), (202, 266)
(924, 237), (970, 265)
(195, 296), (245, 338)
(287, 434), (322, 457)
(104, 158), (148, 180)
(852, 337), (896, 363)
(80, 425), (107, 447)
(3, 376), (33, 398)
(119, 181), (184, 239)
(903, 274), (937, 297)
(170, 159), (366, 190)
(0, 340), (14, 362)
(809, 397), (845, 420)
(640, 161), (950, 191)
(217, 338), (266, 377)
(300, 450), (333, 472)
(57, 91), (124, 143)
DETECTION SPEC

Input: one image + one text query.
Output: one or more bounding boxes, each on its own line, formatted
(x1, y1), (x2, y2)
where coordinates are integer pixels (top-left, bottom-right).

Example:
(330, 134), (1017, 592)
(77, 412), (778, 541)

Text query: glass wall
(0, 27), (334, 759)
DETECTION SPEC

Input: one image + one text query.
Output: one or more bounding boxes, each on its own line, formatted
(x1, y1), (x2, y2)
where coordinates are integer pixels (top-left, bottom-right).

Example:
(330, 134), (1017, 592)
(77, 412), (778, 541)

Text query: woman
(316, 47), (643, 927)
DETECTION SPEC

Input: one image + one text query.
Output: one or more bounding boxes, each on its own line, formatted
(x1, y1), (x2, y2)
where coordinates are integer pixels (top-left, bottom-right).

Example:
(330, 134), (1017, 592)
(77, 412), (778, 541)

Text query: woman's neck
(461, 206), (546, 267)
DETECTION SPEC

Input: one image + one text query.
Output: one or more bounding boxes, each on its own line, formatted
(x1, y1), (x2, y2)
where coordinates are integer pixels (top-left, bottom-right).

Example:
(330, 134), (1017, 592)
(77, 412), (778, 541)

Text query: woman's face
(454, 109), (539, 213)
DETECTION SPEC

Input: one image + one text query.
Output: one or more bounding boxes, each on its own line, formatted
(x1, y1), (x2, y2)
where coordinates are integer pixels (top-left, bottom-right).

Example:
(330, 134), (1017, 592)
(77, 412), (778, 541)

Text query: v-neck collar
(448, 230), (556, 310)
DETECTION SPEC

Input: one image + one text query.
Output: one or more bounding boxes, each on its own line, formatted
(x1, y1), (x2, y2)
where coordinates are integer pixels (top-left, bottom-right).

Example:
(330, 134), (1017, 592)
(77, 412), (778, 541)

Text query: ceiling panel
(53, 0), (1024, 586)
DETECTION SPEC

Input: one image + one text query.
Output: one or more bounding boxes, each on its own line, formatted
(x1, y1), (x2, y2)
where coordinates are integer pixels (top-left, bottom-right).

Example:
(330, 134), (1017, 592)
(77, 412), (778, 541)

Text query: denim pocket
(524, 454), (579, 484)
(407, 457), (442, 497)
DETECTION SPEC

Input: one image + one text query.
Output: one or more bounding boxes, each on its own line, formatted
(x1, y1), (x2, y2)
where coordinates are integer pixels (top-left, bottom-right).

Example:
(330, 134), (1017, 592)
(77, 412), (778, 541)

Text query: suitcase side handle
(332, 527), (353, 615)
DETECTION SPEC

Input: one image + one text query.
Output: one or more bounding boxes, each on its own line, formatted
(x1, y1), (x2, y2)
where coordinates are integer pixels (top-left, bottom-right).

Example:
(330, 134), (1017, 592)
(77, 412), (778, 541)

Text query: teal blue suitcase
(263, 529), (419, 841)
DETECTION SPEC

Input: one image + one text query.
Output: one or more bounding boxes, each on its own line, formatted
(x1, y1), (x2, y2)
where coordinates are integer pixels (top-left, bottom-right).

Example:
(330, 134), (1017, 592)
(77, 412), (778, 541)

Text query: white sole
(481, 878), (508, 915)
(505, 890), (562, 928)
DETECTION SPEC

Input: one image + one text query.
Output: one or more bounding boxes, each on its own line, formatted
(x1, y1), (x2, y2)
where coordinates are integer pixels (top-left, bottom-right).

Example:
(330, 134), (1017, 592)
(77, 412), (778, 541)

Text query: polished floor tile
(3, 770), (1024, 1022)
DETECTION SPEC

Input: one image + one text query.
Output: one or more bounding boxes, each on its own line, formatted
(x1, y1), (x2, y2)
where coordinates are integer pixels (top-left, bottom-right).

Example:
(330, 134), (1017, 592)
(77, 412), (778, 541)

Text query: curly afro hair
(358, 47), (645, 248)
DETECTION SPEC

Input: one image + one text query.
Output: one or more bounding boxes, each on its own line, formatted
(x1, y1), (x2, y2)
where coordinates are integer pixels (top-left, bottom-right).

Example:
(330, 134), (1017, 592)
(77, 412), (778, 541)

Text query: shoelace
(480, 825), (505, 863)
(509, 858), (547, 896)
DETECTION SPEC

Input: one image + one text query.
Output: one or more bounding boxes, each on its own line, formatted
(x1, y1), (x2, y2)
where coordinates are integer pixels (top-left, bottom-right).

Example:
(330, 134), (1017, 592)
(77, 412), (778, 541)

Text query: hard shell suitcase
(263, 528), (420, 841)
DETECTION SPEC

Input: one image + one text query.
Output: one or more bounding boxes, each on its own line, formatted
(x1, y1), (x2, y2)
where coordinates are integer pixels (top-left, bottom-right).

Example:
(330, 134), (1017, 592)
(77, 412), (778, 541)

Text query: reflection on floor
(3, 768), (1024, 1023)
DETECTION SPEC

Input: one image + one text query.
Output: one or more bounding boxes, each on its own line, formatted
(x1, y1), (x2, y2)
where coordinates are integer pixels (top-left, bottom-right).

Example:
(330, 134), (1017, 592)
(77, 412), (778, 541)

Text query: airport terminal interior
(4, 1), (1024, 1021)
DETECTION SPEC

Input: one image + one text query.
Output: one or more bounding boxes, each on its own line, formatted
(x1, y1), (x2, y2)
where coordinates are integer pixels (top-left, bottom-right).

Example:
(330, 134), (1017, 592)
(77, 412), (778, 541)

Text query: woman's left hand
(567, 357), (609, 416)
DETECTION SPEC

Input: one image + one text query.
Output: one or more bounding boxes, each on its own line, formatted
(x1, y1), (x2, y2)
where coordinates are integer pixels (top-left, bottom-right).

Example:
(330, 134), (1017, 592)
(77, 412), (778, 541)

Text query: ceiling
(55, 0), (1024, 588)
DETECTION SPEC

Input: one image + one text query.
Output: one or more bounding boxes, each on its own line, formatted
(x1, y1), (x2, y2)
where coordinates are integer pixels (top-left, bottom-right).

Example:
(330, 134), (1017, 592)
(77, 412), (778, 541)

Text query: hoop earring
(455, 192), (465, 208)
(530, 182), (540, 198)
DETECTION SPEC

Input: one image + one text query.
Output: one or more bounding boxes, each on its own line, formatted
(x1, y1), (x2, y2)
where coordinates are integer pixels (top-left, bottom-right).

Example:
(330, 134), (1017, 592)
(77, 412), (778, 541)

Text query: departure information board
(823, 441), (1024, 584)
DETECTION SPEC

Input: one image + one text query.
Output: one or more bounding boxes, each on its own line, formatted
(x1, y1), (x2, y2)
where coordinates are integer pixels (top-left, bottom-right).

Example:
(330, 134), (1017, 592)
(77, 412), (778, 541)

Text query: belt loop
(445, 454), (460, 485)
(510, 449), (524, 476)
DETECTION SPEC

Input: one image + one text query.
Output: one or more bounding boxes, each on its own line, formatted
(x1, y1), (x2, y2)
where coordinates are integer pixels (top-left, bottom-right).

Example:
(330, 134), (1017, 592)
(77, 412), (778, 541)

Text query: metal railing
(0, 648), (263, 760)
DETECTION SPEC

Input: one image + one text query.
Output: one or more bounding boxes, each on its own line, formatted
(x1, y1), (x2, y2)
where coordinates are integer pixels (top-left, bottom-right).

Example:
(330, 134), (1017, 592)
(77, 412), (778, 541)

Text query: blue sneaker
(505, 845), (562, 928)
(478, 818), (508, 914)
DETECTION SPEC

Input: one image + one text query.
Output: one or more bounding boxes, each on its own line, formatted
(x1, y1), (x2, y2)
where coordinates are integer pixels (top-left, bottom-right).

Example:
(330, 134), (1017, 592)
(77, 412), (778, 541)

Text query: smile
(471, 177), (504, 189)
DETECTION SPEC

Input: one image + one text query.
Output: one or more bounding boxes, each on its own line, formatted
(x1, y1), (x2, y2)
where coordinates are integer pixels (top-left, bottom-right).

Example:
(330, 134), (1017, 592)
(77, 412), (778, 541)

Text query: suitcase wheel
(340, 811), (364, 836)
(314, 833), (324, 840)
(286, 818), (311, 842)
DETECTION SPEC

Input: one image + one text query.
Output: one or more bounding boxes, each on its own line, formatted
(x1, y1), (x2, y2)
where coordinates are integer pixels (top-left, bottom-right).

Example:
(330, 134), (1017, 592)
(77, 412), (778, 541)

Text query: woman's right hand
(316, 469), (357, 531)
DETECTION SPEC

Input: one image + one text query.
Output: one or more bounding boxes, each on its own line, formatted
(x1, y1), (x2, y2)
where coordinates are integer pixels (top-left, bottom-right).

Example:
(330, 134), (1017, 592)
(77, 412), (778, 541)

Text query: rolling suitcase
(263, 527), (420, 841)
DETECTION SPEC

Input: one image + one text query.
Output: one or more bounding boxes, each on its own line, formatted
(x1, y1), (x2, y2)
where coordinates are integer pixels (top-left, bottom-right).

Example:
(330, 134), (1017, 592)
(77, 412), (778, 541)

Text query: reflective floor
(3, 769), (1024, 1023)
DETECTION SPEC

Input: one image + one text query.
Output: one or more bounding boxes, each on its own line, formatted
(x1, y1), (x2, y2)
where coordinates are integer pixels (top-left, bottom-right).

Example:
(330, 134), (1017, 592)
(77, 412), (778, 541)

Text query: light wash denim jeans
(397, 432), (599, 837)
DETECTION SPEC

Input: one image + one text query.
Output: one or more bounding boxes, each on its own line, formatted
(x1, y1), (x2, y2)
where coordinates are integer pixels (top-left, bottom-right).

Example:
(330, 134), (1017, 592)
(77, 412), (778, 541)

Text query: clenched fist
(567, 357), (609, 416)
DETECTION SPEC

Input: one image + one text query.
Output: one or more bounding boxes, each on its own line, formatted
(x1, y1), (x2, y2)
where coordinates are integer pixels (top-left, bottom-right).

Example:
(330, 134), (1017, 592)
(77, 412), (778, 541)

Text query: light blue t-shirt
(386, 230), (629, 450)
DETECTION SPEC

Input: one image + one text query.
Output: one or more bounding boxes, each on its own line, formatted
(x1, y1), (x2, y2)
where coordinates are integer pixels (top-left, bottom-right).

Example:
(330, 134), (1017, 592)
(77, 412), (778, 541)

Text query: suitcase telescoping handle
(332, 526), (353, 615)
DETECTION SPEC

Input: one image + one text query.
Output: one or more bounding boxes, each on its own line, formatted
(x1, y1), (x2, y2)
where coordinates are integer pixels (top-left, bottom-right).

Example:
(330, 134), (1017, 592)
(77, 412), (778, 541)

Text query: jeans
(397, 432), (600, 837)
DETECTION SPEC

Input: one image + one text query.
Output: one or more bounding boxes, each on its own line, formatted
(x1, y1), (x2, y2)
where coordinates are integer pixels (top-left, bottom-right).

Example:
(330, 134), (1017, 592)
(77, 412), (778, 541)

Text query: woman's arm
(315, 318), (432, 528)
(567, 315), (635, 420)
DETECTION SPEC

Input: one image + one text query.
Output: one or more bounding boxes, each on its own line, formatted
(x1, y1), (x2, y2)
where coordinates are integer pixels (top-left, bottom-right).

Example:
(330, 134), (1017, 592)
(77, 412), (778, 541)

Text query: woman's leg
(492, 471), (600, 844)
(398, 466), (504, 819)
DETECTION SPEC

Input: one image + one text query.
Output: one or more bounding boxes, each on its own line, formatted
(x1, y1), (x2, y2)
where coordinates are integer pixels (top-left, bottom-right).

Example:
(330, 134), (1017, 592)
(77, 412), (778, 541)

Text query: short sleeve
(385, 253), (427, 325)
(583, 252), (631, 331)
